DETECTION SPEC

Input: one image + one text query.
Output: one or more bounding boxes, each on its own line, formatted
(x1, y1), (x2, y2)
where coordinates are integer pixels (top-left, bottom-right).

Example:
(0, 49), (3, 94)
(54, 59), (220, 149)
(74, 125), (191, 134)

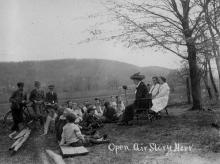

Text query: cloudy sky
(0, 0), (182, 68)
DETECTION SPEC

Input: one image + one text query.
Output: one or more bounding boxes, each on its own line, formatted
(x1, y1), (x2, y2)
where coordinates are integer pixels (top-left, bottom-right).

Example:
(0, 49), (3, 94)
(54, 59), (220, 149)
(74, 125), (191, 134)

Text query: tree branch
(109, 8), (188, 60)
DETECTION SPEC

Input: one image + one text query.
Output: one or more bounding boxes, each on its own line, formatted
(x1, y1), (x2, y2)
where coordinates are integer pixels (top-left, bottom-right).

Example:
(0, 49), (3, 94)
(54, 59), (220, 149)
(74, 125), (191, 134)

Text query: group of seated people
(55, 97), (125, 147)
(9, 72), (170, 147)
(55, 73), (170, 146)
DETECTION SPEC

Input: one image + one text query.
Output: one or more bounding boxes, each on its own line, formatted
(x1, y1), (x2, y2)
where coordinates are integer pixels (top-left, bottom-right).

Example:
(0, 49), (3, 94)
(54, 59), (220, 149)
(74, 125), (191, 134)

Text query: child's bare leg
(42, 110), (53, 135)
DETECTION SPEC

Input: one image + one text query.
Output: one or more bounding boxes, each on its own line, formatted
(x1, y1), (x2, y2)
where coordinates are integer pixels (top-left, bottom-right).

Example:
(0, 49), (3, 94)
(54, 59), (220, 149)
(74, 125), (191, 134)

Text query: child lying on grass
(59, 113), (109, 147)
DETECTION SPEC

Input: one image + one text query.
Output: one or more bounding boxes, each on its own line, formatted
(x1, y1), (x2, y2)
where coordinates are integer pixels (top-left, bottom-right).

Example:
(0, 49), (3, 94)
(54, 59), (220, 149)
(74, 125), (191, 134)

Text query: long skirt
(121, 104), (135, 123)
(151, 96), (169, 113)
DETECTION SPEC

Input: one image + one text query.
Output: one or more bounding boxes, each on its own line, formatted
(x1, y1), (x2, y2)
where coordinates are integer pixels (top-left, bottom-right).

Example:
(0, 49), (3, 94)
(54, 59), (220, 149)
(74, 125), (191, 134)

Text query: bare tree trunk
(186, 77), (191, 104)
(203, 58), (213, 100)
(215, 56), (220, 96)
(208, 58), (219, 99)
(203, 75), (213, 100)
(187, 44), (202, 110)
(205, 3), (220, 99)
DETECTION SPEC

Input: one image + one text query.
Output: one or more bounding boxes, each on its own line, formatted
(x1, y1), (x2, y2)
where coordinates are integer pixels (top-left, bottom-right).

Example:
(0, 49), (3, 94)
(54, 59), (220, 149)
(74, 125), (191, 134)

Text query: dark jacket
(45, 92), (58, 104)
(9, 89), (27, 106)
(9, 89), (27, 120)
(29, 89), (44, 102)
(134, 81), (152, 108)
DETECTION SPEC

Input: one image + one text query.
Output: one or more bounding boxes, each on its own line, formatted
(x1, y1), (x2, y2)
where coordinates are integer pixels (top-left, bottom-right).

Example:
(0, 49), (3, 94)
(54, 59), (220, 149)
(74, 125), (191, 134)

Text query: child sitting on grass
(81, 106), (103, 131)
(59, 113), (109, 147)
(101, 102), (118, 123)
(55, 108), (71, 141)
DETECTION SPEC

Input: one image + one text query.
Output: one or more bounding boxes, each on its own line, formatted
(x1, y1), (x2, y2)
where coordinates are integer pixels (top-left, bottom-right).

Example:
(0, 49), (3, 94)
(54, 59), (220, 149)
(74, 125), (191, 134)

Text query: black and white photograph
(0, 0), (220, 163)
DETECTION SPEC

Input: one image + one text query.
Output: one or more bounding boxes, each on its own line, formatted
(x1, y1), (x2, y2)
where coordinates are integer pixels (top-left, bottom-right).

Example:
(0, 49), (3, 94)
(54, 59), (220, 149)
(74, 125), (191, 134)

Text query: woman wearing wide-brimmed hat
(118, 72), (152, 125)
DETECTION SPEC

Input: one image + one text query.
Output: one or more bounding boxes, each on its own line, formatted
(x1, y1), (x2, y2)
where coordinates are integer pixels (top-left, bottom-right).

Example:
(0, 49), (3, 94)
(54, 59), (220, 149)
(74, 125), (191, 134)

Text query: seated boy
(81, 106), (103, 129)
(55, 108), (70, 141)
(60, 113), (109, 147)
(101, 102), (118, 123)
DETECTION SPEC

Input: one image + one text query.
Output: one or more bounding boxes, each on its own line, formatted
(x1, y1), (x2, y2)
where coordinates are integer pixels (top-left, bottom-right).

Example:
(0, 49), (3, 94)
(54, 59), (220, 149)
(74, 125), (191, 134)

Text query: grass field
(0, 104), (220, 164)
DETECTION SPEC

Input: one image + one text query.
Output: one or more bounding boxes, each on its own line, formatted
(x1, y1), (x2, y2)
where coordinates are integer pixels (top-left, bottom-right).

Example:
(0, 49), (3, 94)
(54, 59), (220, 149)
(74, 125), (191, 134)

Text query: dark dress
(122, 81), (152, 123)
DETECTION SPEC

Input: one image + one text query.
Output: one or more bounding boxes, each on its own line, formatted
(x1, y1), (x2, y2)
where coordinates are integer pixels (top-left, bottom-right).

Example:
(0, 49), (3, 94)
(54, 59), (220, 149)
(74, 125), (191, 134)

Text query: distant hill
(0, 59), (172, 93)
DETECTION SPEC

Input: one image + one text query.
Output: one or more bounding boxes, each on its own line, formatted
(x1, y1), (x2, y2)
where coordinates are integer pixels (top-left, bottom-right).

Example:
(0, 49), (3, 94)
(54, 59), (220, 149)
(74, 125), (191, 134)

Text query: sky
(0, 0), (182, 69)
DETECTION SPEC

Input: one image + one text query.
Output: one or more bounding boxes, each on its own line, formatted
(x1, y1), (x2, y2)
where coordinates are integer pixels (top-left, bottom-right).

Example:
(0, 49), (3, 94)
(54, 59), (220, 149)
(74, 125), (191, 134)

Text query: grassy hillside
(0, 59), (172, 103)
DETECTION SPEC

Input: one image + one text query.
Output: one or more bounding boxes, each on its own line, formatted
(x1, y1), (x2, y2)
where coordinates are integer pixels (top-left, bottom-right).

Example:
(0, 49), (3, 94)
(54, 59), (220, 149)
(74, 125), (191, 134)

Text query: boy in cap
(42, 84), (58, 135)
(29, 81), (45, 125)
(9, 82), (27, 131)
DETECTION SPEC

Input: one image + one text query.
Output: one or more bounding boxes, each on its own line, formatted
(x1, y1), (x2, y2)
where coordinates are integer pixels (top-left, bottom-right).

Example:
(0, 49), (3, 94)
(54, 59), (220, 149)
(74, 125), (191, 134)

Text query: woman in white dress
(151, 76), (170, 113)
(149, 76), (160, 99)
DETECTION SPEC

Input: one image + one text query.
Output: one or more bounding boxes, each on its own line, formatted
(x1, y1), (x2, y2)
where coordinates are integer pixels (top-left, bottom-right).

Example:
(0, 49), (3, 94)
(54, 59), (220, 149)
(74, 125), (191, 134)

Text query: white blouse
(149, 83), (160, 98)
(156, 83), (170, 98)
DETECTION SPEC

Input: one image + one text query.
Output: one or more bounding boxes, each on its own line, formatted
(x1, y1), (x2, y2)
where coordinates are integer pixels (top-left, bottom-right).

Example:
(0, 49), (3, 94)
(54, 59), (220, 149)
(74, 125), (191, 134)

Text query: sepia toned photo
(0, 0), (220, 163)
